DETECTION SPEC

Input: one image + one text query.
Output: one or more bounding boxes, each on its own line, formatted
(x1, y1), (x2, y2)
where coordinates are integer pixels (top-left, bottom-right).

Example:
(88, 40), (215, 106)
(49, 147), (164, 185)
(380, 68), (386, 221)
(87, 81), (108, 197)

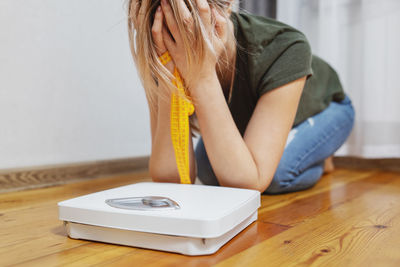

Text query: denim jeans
(194, 95), (355, 194)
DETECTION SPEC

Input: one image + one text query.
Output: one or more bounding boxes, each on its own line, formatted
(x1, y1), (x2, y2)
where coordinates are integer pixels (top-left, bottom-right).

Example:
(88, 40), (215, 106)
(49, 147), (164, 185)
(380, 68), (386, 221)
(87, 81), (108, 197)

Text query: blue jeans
(194, 96), (355, 194)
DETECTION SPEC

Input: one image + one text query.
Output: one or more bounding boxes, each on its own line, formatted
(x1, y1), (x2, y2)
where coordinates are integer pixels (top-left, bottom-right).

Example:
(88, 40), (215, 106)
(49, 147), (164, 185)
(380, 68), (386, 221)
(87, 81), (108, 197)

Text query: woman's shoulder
(231, 11), (310, 53)
(231, 12), (313, 94)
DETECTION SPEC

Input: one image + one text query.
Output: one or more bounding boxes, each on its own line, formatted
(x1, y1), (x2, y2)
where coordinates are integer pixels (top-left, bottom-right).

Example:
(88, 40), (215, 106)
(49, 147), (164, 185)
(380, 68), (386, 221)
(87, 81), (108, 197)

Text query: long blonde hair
(127, 0), (236, 133)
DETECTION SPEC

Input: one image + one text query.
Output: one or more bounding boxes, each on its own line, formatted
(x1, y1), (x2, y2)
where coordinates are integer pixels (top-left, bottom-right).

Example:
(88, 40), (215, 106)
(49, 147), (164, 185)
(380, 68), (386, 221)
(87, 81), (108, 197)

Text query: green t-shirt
(228, 12), (346, 135)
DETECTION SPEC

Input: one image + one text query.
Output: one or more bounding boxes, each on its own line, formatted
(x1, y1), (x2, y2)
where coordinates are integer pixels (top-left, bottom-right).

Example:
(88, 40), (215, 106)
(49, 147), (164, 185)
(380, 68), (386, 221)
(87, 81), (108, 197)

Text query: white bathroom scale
(58, 182), (260, 256)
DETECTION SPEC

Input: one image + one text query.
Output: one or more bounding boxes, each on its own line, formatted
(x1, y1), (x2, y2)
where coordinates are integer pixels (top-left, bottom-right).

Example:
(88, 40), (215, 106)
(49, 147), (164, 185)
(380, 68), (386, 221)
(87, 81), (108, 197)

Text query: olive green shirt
(229, 12), (345, 135)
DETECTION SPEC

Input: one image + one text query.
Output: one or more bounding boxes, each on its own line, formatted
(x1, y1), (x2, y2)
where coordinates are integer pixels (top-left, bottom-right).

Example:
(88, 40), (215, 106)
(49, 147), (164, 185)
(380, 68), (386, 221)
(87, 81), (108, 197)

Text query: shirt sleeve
(258, 36), (313, 97)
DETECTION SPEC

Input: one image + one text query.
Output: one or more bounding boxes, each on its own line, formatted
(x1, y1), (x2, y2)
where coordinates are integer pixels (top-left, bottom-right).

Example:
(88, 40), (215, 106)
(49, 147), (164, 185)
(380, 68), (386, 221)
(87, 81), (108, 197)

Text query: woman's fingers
(162, 23), (176, 53)
(151, 6), (167, 55)
(161, 23), (177, 73)
(196, 0), (212, 31)
(177, 0), (193, 28)
(161, 0), (182, 44)
(212, 8), (227, 38)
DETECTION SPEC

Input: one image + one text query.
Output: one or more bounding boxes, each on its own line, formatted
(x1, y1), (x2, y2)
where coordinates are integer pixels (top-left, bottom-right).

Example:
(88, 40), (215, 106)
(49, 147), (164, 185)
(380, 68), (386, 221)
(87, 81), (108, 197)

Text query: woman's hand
(154, 0), (229, 88)
(152, 6), (175, 75)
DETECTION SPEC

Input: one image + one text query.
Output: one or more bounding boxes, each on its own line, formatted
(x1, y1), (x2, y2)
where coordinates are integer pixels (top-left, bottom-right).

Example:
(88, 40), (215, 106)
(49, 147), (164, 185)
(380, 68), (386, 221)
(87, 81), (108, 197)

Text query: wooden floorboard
(217, 172), (400, 267)
(1, 169), (399, 266)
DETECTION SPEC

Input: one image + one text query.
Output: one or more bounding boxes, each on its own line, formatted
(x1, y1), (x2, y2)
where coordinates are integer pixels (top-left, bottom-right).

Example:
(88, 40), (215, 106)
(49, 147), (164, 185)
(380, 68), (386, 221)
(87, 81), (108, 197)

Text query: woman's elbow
(149, 169), (179, 183)
(240, 178), (270, 193)
(148, 157), (180, 183)
(244, 172), (273, 193)
(242, 167), (272, 193)
(219, 172), (271, 193)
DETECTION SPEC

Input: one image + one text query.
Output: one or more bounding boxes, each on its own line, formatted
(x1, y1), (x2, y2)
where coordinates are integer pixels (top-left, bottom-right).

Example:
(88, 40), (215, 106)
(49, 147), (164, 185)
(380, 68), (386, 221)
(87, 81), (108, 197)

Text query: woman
(128, 0), (355, 193)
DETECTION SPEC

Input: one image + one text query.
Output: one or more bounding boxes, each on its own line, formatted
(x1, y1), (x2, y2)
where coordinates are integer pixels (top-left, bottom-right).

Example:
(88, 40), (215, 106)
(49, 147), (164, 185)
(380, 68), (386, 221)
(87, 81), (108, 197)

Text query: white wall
(0, 0), (151, 169)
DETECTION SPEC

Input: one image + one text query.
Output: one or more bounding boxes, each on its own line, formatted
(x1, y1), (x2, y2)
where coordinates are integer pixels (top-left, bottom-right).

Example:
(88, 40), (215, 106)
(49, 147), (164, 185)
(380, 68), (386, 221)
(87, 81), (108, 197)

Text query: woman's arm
(147, 5), (196, 183)
(148, 88), (197, 183)
(154, 0), (306, 191)
(191, 73), (306, 192)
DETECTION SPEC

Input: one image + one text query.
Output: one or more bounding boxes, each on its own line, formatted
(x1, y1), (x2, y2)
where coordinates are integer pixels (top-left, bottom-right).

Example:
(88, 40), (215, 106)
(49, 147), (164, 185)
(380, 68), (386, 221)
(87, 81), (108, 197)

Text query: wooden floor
(1, 169), (400, 266)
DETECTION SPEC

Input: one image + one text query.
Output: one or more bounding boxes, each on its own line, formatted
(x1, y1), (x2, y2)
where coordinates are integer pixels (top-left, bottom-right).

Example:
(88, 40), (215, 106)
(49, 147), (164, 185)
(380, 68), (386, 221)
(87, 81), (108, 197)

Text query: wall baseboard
(0, 157), (149, 194)
(333, 157), (400, 173)
(1, 156), (398, 194)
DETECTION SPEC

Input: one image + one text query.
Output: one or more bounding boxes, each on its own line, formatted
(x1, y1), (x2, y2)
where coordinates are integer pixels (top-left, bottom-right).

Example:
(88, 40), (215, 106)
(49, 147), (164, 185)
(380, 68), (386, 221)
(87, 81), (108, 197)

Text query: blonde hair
(127, 0), (236, 134)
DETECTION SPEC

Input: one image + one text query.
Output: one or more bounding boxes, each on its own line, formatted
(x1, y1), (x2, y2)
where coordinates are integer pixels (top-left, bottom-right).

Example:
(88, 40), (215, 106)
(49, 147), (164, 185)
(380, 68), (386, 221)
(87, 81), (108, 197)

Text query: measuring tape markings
(159, 51), (194, 184)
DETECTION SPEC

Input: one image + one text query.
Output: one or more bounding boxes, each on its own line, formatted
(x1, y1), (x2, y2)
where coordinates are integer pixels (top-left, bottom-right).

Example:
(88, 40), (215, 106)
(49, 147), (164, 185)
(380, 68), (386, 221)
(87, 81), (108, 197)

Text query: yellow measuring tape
(159, 51), (194, 184)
